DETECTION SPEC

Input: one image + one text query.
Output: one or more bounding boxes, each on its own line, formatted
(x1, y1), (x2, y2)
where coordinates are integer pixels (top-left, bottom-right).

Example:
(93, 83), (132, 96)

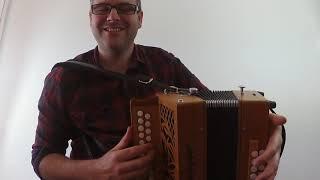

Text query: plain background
(0, 0), (319, 179)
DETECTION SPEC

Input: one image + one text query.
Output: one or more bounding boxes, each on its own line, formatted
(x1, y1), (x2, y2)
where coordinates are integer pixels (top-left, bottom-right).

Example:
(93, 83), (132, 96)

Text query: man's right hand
(38, 127), (154, 180)
(92, 127), (155, 180)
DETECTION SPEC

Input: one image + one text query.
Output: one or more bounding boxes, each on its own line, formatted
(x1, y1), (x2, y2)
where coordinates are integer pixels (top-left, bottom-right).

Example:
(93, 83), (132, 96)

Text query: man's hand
(252, 113), (287, 180)
(92, 127), (155, 180)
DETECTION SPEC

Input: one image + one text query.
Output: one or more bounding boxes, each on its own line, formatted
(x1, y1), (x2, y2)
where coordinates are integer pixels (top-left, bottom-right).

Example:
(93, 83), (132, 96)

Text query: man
(32, 0), (286, 179)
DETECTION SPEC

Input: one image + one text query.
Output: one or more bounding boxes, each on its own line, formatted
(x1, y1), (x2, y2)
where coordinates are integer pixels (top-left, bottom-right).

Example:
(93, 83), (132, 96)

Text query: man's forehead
(91, 0), (137, 4)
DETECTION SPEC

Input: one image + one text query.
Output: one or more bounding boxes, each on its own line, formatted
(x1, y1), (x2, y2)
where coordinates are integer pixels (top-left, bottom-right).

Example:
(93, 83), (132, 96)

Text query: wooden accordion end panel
(233, 91), (272, 180)
(130, 90), (273, 180)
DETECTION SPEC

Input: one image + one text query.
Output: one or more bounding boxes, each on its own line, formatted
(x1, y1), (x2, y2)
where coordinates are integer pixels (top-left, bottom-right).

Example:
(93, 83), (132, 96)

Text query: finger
(117, 143), (153, 161)
(255, 165), (276, 180)
(112, 127), (132, 151)
(252, 142), (276, 166)
(253, 146), (276, 167)
(255, 150), (280, 180)
(118, 148), (155, 173)
(255, 161), (278, 180)
(269, 113), (287, 126)
(253, 127), (282, 166)
(268, 174), (276, 180)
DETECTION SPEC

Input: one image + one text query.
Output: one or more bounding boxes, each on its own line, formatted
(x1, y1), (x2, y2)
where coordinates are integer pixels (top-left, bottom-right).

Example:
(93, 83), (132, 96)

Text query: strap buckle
(138, 78), (154, 85)
(164, 86), (198, 95)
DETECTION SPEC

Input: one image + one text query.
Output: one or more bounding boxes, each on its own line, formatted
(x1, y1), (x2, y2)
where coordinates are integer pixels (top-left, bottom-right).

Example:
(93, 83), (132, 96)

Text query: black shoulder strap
(53, 60), (171, 92)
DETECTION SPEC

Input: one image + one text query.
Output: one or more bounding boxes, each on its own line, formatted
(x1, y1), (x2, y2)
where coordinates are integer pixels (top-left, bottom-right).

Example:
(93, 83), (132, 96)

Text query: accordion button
(139, 140), (145, 145)
(146, 136), (152, 142)
(145, 129), (152, 135)
(138, 125), (144, 131)
(251, 151), (259, 158)
(137, 111), (143, 117)
(145, 113), (151, 119)
(138, 118), (144, 124)
(250, 173), (257, 180)
(250, 166), (258, 173)
(139, 133), (145, 138)
(145, 121), (151, 127)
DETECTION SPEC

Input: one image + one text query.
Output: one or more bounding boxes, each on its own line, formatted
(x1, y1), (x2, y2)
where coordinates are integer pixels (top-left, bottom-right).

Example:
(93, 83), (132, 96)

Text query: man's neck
(98, 44), (135, 74)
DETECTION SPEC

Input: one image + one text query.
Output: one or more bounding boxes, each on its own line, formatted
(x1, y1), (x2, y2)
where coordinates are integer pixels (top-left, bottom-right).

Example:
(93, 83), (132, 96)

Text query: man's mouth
(104, 27), (125, 32)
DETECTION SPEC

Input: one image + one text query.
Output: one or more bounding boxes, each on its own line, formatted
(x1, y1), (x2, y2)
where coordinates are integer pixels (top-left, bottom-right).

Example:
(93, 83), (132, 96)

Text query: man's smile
(103, 27), (124, 32)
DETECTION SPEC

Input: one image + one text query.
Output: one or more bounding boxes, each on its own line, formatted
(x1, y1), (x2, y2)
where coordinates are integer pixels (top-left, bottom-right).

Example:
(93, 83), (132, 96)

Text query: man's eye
(117, 5), (135, 12)
(92, 4), (107, 12)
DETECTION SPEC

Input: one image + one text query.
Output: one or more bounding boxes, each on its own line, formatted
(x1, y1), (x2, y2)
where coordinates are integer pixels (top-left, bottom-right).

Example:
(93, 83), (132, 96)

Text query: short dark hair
(136, 0), (142, 11)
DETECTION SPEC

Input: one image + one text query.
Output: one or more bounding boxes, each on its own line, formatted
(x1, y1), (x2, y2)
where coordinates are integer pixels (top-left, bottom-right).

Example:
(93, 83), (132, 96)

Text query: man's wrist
(39, 154), (101, 180)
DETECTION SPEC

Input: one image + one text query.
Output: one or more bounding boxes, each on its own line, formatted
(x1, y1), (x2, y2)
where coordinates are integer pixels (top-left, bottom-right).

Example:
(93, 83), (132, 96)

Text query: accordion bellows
(130, 90), (273, 180)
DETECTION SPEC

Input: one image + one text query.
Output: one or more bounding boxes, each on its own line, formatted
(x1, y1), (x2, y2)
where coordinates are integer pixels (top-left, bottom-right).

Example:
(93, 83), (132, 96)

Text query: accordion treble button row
(250, 149), (265, 159)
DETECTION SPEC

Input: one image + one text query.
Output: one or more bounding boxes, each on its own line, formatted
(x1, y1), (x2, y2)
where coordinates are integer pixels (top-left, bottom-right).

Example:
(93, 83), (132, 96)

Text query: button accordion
(130, 89), (275, 180)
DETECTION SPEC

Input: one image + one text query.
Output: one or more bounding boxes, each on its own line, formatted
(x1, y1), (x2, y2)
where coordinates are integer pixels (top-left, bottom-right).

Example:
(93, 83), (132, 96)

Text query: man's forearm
(39, 153), (99, 180)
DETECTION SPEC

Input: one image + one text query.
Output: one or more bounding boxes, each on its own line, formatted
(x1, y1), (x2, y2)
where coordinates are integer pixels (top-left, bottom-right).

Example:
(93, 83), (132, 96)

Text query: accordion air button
(145, 129), (152, 135)
(250, 173), (257, 180)
(146, 136), (152, 142)
(139, 133), (145, 138)
(250, 166), (258, 173)
(145, 113), (151, 119)
(251, 151), (259, 158)
(138, 125), (144, 131)
(145, 121), (151, 127)
(139, 140), (145, 145)
(137, 111), (143, 117)
(138, 118), (144, 124)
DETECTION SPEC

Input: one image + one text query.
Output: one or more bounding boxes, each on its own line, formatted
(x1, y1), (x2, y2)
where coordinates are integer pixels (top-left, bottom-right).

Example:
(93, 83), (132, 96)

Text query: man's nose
(107, 8), (120, 21)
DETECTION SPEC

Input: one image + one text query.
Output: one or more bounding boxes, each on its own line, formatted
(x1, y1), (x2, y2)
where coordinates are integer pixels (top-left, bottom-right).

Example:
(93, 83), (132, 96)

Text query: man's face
(89, 0), (143, 52)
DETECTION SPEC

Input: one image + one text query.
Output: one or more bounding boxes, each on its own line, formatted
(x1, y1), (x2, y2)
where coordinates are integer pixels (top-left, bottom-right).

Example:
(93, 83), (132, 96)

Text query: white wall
(0, 0), (319, 179)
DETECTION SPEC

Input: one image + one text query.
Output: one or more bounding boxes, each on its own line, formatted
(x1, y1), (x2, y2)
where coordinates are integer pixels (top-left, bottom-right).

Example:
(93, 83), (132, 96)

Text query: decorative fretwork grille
(159, 104), (176, 180)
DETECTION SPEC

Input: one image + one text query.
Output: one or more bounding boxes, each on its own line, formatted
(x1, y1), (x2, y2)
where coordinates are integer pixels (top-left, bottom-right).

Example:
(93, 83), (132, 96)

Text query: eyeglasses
(91, 3), (140, 15)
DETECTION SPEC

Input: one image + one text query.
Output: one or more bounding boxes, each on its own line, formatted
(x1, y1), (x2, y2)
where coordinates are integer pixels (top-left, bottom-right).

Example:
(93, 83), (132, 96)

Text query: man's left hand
(252, 113), (287, 180)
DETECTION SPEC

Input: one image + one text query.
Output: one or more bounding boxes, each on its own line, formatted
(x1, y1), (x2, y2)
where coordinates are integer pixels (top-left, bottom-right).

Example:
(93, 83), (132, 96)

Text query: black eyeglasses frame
(91, 3), (141, 15)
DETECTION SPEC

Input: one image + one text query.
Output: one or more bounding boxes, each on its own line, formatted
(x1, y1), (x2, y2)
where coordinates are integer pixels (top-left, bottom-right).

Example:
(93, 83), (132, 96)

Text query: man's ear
(138, 11), (143, 28)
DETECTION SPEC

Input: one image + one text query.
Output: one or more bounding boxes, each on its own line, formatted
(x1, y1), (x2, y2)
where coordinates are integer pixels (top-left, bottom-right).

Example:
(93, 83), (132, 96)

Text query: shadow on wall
(0, 0), (12, 146)
(0, 0), (30, 148)
(0, 0), (11, 51)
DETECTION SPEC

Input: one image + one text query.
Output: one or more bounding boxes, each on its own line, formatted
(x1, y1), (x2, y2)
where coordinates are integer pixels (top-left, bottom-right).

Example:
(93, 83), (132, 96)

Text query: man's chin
(101, 42), (131, 52)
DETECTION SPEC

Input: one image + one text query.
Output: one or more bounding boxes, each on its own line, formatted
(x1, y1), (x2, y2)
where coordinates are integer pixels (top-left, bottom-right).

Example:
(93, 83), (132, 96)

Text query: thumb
(111, 126), (133, 151)
(269, 113), (287, 126)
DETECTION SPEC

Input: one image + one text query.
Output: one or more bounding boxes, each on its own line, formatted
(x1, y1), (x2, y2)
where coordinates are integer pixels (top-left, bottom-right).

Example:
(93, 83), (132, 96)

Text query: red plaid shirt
(31, 44), (207, 177)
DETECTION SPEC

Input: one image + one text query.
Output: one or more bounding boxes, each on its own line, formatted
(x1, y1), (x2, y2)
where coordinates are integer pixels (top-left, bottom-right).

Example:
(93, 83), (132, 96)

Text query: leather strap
(53, 60), (170, 91)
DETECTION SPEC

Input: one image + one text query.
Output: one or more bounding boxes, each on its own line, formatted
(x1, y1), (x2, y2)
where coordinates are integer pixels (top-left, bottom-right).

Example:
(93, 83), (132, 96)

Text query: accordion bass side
(130, 89), (275, 180)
